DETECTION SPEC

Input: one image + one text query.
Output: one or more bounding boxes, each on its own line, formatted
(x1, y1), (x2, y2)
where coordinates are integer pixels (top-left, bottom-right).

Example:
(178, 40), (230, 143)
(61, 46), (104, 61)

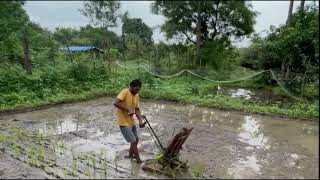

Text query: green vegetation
(0, 59), (317, 120)
(0, 1), (318, 121)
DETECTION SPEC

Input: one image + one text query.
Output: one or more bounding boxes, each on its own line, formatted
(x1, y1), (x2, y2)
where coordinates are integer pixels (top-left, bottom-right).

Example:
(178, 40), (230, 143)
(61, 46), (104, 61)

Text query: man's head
(129, 79), (142, 95)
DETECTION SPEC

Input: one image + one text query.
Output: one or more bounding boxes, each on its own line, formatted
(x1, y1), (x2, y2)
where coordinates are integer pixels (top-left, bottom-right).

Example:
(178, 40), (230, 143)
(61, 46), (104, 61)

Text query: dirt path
(0, 97), (318, 179)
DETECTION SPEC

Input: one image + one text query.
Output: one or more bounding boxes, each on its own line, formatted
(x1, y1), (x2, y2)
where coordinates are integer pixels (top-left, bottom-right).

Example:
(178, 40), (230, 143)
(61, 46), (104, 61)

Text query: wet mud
(0, 97), (318, 179)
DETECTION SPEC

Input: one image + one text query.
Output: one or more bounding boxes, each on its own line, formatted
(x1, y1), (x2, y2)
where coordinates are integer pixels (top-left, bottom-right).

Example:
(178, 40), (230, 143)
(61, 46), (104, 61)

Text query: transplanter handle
(141, 115), (165, 153)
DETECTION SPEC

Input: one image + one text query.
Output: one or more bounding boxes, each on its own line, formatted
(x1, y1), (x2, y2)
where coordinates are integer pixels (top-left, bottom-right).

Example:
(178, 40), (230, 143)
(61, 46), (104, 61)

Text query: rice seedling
(90, 156), (97, 179)
(86, 155), (91, 166)
(0, 134), (5, 144)
(12, 128), (23, 141)
(37, 146), (44, 168)
(71, 157), (77, 176)
(190, 163), (206, 179)
(98, 149), (104, 164)
(86, 166), (91, 179)
(27, 144), (37, 166)
(51, 144), (58, 165)
(58, 141), (65, 155)
(102, 153), (108, 178)
(12, 142), (21, 159)
(114, 155), (120, 172)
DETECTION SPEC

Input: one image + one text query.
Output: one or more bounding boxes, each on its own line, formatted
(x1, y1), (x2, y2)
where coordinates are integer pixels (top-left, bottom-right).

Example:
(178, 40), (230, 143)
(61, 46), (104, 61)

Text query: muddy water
(217, 87), (289, 102)
(0, 97), (318, 179)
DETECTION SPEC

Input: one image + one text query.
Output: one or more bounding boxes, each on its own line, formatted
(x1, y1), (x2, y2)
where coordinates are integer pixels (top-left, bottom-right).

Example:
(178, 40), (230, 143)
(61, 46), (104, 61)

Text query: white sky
(24, 1), (312, 47)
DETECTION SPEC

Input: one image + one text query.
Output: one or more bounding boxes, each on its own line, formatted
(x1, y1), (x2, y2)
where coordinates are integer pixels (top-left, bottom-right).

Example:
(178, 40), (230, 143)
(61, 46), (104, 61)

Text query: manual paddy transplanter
(140, 115), (193, 176)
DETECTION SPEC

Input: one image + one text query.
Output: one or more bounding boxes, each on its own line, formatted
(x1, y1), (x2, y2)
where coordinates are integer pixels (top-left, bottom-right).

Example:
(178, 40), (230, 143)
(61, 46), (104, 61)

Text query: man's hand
(128, 109), (135, 116)
(139, 121), (146, 128)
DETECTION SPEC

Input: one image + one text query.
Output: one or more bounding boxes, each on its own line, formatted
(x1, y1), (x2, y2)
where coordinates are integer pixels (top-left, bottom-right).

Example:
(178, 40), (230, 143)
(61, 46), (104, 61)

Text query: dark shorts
(120, 125), (139, 143)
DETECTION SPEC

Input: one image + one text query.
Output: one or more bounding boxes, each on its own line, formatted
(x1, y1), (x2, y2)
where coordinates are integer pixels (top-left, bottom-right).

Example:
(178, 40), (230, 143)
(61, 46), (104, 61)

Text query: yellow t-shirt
(116, 88), (140, 127)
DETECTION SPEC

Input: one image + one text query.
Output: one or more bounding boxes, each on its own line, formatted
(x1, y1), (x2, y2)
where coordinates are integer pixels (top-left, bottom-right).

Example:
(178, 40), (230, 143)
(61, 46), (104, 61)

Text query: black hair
(130, 79), (142, 87)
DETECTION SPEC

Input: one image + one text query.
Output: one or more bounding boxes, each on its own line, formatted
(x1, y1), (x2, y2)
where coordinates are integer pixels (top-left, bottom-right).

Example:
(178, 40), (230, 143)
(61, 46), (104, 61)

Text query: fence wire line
(116, 61), (187, 78)
(186, 69), (269, 83)
(115, 61), (305, 102)
(269, 70), (305, 102)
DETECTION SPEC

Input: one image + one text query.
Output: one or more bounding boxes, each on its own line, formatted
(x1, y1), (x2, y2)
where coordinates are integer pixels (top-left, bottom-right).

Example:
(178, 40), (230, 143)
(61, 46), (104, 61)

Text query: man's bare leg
(132, 141), (143, 163)
(128, 143), (134, 158)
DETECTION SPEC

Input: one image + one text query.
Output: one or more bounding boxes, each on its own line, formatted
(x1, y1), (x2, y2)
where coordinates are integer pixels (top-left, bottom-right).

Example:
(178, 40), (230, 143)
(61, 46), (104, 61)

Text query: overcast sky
(24, 1), (311, 47)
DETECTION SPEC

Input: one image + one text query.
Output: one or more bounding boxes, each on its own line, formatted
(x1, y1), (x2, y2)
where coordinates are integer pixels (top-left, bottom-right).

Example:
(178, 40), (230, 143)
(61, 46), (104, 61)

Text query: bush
(68, 60), (91, 81)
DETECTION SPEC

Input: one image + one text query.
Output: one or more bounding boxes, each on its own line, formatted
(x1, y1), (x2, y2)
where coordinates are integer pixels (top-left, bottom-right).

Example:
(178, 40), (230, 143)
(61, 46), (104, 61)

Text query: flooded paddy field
(0, 97), (318, 179)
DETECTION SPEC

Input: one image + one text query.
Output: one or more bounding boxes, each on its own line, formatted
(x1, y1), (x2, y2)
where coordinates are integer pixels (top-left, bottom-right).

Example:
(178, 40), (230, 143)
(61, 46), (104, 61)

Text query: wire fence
(115, 61), (306, 102)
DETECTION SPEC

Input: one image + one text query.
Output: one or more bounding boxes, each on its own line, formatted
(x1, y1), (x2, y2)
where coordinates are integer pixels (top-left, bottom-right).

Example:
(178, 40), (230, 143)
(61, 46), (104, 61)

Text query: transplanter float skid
(141, 115), (193, 176)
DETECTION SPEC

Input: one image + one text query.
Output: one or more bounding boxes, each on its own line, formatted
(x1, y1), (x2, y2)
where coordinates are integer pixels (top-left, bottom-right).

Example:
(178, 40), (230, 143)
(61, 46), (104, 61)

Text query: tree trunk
(121, 31), (126, 71)
(196, 0), (202, 68)
(286, 0), (294, 24)
(285, 63), (291, 81)
(300, 0), (305, 11)
(66, 44), (73, 62)
(168, 50), (171, 72)
(301, 61), (310, 97)
(281, 60), (286, 80)
(22, 27), (32, 75)
(136, 41), (140, 77)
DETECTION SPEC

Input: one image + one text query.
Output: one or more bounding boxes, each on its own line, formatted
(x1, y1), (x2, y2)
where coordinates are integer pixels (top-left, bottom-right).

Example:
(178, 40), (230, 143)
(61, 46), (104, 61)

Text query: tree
(0, 1), (29, 64)
(152, 1), (256, 43)
(80, 1), (121, 72)
(300, 0), (305, 11)
(242, 3), (319, 96)
(287, 0), (294, 24)
(122, 11), (153, 45)
(151, 1), (256, 66)
(21, 24), (32, 75)
(0, 1), (28, 42)
(80, 1), (120, 29)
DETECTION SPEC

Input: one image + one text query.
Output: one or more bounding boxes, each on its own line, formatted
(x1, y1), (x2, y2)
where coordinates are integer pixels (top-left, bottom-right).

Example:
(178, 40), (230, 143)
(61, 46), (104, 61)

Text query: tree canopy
(0, 1), (29, 41)
(151, 1), (257, 44)
(80, 1), (121, 29)
(122, 11), (153, 45)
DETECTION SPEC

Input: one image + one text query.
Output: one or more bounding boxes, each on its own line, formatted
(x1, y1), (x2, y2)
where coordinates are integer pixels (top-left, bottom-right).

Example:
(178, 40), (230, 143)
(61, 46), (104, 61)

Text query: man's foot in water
(135, 159), (144, 164)
(124, 155), (134, 159)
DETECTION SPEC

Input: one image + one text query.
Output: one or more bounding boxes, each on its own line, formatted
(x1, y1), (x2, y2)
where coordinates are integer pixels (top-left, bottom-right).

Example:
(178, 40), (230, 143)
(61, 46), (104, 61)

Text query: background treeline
(0, 1), (318, 119)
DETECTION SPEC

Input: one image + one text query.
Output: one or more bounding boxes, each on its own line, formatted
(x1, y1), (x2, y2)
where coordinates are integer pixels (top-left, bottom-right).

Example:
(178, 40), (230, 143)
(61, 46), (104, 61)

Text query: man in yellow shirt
(113, 79), (144, 163)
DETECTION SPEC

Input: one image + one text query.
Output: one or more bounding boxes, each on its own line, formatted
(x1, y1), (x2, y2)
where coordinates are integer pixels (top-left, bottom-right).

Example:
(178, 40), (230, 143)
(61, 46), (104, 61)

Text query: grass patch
(0, 60), (318, 120)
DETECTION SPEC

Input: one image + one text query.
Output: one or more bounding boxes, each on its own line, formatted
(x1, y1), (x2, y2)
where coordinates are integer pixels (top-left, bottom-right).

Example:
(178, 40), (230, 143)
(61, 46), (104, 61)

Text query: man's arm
(114, 99), (134, 115)
(135, 107), (143, 124)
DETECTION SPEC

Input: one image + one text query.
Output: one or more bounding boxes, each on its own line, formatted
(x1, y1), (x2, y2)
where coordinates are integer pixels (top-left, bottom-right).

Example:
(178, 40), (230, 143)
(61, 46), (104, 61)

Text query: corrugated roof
(61, 46), (104, 53)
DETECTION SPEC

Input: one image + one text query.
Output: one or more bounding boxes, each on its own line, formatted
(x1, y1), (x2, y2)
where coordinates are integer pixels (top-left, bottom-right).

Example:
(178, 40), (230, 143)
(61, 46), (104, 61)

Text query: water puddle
(238, 116), (270, 149)
(217, 87), (290, 102)
(230, 88), (253, 100)
(0, 97), (318, 179)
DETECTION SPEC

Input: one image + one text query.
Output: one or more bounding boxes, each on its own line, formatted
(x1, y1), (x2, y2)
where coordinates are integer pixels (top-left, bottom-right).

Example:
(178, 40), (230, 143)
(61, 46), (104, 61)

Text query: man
(113, 79), (144, 163)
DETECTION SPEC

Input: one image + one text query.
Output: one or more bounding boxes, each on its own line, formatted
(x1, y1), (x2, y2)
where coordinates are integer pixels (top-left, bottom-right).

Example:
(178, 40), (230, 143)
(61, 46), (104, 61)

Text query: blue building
(61, 46), (104, 59)
(61, 46), (104, 53)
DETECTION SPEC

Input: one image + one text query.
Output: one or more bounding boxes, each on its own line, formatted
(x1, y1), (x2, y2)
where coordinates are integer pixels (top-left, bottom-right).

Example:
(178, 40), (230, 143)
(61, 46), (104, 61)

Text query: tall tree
(80, 1), (120, 29)
(287, 0), (294, 24)
(80, 0), (121, 72)
(122, 11), (153, 45)
(300, 0), (305, 11)
(0, 1), (28, 42)
(151, 1), (256, 66)
(244, 3), (319, 96)
(21, 25), (32, 75)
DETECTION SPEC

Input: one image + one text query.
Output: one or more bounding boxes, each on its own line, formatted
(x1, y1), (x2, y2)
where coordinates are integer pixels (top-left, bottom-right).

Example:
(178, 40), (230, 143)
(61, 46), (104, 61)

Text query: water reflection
(230, 88), (253, 100)
(238, 116), (269, 149)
